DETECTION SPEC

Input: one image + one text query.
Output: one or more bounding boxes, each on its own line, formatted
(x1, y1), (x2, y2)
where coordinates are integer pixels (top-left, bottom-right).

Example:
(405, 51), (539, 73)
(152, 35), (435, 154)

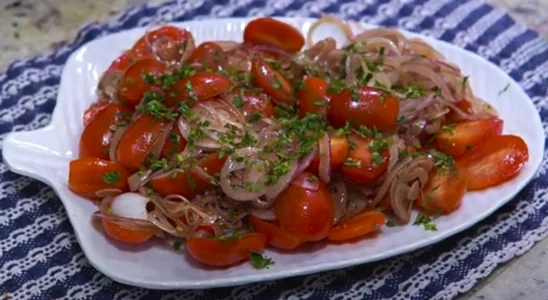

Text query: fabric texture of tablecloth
(1, 0), (548, 299)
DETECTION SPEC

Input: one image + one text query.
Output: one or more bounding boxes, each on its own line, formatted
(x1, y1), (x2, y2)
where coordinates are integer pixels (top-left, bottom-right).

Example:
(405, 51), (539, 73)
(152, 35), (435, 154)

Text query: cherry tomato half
(340, 134), (390, 184)
(249, 216), (302, 250)
(328, 86), (399, 132)
(131, 25), (194, 60)
(243, 18), (305, 53)
(274, 172), (334, 242)
(297, 76), (330, 118)
(68, 158), (130, 199)
(186, 233), (266, 267)
(165, 72), (231, 107)
(107, 51), (140, 73)
(80, 103), (132, 159)
(436, 118), (503, 158)
(327, 210), (386, 241)
(83, 102), (109, 127)
(251, 55), (294, 106)
(458, 135), (529, 191)
(115, 114), (170, 172)
(227, 88), (275, 119)
(150, 153), (227, 199)
(417, 164), (468, 213)
(119, 58), (167, 108)
(187, 42), (225, 71)
(309, 134), (349, 172)
(101, 219), (154, 244)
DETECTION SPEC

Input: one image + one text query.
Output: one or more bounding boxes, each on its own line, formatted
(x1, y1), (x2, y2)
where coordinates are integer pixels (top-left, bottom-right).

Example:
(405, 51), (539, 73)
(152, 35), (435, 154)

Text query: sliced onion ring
(318, 133), (331, 183)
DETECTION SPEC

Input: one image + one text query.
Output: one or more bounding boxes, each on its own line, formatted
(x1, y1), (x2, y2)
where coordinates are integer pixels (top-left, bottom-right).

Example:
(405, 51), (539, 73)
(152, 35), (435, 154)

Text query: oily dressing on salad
(68, 16), (530, 269)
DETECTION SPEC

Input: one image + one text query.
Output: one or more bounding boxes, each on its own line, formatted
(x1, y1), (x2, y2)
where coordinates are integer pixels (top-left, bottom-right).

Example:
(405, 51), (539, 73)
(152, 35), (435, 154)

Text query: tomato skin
(327, 210), (386, 241)
(436, 118), (503, 158)
(101, 219), (154, 244)
(309, 134), (349, 172)
(115, 114), (170, 172)
(83, 102), (110, 127)
(340, 134), (389, 184)
(160, 124), (187, 159)
(107, 51), (139, 73)
(251, 55), (294, 106)
(249, 216), (302, 250)
(328, 87), (399, 132)
(165, 72), (231, 107)
(187, 42), (225, 71)
(445, 99), (472, 124)
(119, 59), (167, 108)
(417, 164), (468, 213)
(458, 135), (529, 191)
(131, 26), (193, 59)
(243, 18), (305, 53)
(150, 153), (227, 199)
(227, 88), (275, 119)
(274, 172), (334, 242)
(79, 103), (132, 159)
(297, 76), (330, 118)
(68, 158), (130, 199)
(186, 233), (266, 267)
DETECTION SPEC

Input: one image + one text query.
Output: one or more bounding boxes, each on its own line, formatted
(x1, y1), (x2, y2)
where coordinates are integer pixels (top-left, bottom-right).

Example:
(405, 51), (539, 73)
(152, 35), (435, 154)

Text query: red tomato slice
(187, 42), (225, 71)
(327, 210), (385, 241)
(243, 18), (305, 53)
(251, 55), (294, 106)
(186, 233), (266, 267)
(309, 134), (349, 172)
(328, 86), (399, 131)
(80, 103), (132, 160)
(68, 158), (130, 199)
(249, 216), (302, 250)
(115, 114), (170, 171)
(119, 59), (167, 108)
(150, 153), (226, 199)
(165, 72), (231, 107)
(101, 219), (154, 244)
(297, 76), (330, 118)
(417, 164), (468, 213)
(458, 135), (529, 191)
(274, 172), (334, 242)
(436, 118), (503, 158)
(226, 88), (275, 119)
(131, 25), (194, 60)
(340, 134), (389, 184)
(83, 102), (109, 127)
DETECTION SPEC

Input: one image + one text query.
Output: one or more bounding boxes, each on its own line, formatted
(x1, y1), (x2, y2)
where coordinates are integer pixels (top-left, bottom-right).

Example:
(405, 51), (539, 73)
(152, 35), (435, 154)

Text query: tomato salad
(69, 16), (529, 269)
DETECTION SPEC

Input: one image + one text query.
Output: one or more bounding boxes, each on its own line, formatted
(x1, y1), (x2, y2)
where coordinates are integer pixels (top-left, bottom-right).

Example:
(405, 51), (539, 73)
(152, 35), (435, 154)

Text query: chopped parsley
(441, 124), (456, 135)
(413, 213), (437, 231)
(498, 83), (510, 96)
(233, 96), (244, 108)
(429, 149), (455, 172)
(327, 79), (346, 94)
(385, 220), (396, 227)
(250, 251), (275, 269)
(172, 240), (183, 250)
(399, 84), (426, 98)
(101, 171), (121, 185)
(461, 76), (469, 93)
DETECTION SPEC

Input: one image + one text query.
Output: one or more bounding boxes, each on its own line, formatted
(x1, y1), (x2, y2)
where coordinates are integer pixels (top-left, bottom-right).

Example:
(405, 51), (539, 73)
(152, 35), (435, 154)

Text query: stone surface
(0, 0), (547, 299)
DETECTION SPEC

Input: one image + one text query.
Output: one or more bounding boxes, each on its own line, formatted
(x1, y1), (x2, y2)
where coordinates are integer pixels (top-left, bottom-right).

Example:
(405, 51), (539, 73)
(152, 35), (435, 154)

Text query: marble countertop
(0, 0), (547, 299)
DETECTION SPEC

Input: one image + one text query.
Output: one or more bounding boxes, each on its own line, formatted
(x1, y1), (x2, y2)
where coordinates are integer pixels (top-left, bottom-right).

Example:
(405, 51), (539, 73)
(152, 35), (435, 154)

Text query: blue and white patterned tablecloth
(1, 0), (547, 299)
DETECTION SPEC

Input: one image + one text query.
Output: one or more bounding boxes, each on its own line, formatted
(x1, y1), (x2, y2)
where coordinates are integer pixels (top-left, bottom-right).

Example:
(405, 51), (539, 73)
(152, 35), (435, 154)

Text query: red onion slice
(318, 133), (331, 183)
(296, 147), (318, 174)
(109, 126), (128, 162)
(92, 212), (153, 227)
(264, 161), (299, 201)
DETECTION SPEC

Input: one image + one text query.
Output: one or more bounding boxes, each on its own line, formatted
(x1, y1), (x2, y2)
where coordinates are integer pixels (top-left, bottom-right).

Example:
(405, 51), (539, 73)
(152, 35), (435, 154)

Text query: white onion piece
(250, 209), (277, 221)
(109, 192), (150, 221)
(318, 133), (331, 183)
(128, 170), (152, 192)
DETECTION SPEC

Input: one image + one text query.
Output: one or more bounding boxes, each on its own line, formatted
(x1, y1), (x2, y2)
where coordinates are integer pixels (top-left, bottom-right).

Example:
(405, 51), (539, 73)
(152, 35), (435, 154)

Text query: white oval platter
(2, 17), (544, 289)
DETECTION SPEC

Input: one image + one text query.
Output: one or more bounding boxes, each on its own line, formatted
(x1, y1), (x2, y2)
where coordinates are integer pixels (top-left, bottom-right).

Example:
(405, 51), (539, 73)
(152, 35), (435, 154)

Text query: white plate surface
(2, 17), (544, 290)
